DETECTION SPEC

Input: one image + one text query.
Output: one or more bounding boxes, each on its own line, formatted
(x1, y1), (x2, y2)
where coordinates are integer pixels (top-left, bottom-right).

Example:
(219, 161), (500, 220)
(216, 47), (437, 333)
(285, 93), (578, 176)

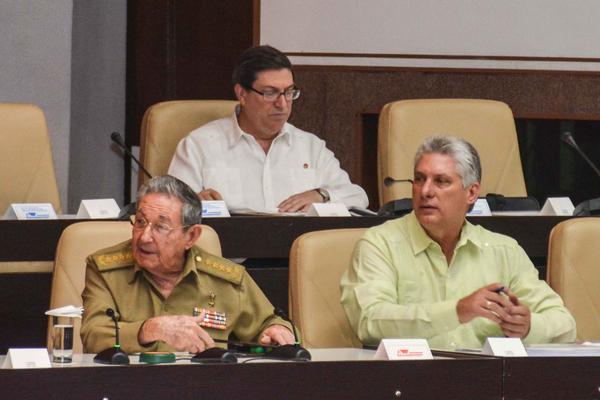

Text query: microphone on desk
(110, 132), (154, 219)
(378, 177), (414, 217)
(383, 176), (413, 187)
(93, 308), (130, 365)
(561, 131), (600, 216)
(269, 307), (311, 361)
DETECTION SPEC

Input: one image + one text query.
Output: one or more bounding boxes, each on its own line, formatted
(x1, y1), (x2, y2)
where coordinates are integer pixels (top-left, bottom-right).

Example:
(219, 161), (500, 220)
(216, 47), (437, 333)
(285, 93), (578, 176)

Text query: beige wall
(261, 0), (600, 71)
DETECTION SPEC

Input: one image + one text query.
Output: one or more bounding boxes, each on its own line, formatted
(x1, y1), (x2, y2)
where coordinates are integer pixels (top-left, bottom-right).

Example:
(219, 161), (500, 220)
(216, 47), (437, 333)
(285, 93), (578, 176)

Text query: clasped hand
(456, 283), (531, 338)
(139, 314), (295, 353)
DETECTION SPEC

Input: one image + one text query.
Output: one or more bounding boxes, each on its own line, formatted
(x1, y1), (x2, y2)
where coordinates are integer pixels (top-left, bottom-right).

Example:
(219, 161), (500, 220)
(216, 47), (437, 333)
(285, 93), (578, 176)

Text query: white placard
(540, 197), (575, 216)
(202, 200), (230, 218)
(482, 337), (527, 357)
(76, 199), (121, 219)
(467, 199), (492, 216)
(2, 348), (52, 369)
(45, 305), (83, 318)
(374, 339), (433, 360)
(306, 203), (351, 217)
(3, 203), (58, 220)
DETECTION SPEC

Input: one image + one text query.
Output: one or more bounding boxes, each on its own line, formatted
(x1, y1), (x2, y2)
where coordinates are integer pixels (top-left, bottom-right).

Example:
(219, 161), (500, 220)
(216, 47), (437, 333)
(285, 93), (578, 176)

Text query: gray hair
(414, 136), (481, 187)
(136, 175), (202, 227)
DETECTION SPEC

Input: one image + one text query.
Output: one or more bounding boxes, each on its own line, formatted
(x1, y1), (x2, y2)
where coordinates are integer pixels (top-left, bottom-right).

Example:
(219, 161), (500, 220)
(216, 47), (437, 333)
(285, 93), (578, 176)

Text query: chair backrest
(377, 99), (526, 207)
(47, 221), (222, 352)
(0, 103), (61, 213)
(289, 228), (365, 348)
(138, 100), (238, 187)
(547, 218), (600, 340)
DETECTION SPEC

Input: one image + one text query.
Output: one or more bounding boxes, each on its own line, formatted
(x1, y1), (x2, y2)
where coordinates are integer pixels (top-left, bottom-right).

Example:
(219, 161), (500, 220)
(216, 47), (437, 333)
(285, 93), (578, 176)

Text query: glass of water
(52, 316), (74, 363)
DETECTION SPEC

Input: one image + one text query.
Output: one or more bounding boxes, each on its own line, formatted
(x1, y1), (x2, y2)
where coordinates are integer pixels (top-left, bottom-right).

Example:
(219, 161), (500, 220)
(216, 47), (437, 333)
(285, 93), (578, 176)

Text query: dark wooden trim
(293, 64), (600, 77)
(360, 106), (600, 122)
(252, 0), (260, 46)
(0, 216), (568, 262)
(286, 51), (600, 63)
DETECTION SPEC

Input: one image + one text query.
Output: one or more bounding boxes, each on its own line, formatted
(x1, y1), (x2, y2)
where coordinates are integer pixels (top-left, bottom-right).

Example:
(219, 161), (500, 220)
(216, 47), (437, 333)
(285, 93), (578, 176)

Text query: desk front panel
(0, 215), (569, 261)
(503, 357), (600, 400)
(0, 357), (502, 400)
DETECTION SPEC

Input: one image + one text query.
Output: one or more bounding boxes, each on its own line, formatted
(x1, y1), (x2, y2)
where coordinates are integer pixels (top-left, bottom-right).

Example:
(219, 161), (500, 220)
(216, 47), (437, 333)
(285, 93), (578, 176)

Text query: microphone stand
(110, 132), (154, 219)
(268, 308), (311, 360)
(561, 131), (600, 216)
(94, 309), (130, 365)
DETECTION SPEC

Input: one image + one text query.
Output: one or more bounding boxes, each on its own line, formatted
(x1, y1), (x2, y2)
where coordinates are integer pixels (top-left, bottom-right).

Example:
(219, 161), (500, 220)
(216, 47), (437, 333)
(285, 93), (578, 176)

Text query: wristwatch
(316, 188), (330, 203)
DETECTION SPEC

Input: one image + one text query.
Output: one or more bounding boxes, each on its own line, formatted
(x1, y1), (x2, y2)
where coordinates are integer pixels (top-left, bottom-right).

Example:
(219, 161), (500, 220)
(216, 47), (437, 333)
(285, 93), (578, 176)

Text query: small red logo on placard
(396, 349), (423, 357)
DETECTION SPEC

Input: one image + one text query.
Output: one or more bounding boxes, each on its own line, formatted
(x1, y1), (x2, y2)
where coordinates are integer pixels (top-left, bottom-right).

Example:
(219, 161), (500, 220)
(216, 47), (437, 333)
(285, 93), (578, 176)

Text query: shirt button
(195, 256), (202, 262)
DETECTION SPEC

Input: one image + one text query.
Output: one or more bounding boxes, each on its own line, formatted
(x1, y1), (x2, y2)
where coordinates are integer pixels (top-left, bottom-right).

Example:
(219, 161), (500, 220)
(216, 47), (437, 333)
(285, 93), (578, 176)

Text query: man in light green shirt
(341, 136), (576, 350)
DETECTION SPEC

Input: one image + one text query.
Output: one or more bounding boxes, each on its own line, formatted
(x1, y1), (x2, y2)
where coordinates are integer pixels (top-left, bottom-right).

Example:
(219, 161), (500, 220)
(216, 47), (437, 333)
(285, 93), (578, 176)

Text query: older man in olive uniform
(81, 175), (293, 354)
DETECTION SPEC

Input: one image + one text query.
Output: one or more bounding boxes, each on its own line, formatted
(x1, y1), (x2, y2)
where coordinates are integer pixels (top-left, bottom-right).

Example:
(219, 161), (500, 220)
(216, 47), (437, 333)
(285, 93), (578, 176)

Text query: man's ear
(466, 182), (481, 205)
(184, 225), (202, 250)
(234, 84), (246, 105)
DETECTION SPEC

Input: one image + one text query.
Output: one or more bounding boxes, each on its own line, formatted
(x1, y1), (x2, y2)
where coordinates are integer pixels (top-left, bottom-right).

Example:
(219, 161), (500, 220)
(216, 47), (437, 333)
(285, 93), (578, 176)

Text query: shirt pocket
(203, 167), (243, 207)
(290, 168), (317, 194)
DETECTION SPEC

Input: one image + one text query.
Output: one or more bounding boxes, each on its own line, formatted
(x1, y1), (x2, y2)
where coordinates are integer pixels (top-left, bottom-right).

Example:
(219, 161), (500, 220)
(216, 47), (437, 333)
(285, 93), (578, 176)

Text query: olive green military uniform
(81, 240), (290, 353)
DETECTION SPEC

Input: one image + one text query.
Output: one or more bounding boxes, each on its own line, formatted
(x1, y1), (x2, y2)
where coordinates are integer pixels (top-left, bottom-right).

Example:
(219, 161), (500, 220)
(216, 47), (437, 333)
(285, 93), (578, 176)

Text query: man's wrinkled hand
(258, 324), (295, 345)
(139, 315), (215, 354)
(198, 188), (223, 201)
(278, 189), (323, 212)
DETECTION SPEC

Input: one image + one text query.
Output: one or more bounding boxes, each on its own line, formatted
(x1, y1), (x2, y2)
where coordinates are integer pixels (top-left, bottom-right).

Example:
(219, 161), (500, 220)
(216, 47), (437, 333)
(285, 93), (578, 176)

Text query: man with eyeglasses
(81, 176), (294, 354)
(340, 136), (575, 350)
(168, 45), (368, 212)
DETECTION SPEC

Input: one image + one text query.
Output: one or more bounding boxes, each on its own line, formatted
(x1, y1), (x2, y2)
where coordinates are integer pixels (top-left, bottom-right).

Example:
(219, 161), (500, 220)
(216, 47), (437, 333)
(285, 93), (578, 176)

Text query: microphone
(384, 176), (413, 187)
(561, 131), (600, 178)
(110, 132), (153, 179)
(269, 308), (311, 360)
(110, 132), (153, 219)
(561, 131), (600, 216)
(93, 308), (130, 365)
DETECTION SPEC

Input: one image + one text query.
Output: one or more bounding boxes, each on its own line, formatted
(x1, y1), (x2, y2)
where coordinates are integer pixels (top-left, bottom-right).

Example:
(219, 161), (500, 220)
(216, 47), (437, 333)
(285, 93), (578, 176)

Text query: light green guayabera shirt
(340, 212), (576, 350)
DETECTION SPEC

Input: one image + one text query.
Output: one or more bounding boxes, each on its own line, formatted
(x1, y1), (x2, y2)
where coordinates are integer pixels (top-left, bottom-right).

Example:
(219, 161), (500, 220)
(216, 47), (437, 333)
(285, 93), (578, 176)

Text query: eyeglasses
(248, 86), (301, 102)
(129, 215), (190, 237)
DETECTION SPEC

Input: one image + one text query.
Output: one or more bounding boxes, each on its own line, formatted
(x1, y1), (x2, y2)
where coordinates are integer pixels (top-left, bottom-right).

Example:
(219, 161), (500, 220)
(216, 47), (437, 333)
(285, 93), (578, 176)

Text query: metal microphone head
(110, 132), (124, 145)
(561, 131), (578, 149)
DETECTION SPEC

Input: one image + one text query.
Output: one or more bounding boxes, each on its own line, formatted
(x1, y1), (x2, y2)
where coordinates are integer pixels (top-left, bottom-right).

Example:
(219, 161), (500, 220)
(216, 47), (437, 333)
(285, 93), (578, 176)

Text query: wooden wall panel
(125, 0), (255, 199)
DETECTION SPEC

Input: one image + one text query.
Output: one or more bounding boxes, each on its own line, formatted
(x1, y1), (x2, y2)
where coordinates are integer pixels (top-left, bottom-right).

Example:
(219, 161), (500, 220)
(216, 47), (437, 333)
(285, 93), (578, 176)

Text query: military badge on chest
(193, 291), (227, 330)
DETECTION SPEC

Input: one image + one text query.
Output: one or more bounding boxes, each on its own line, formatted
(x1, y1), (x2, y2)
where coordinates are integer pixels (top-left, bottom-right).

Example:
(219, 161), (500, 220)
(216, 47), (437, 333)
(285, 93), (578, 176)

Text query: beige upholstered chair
(138, 100), (238, 187)
(0, 103), (61, 213)
(289, 228), (366, 348)
(547, 218), (600, 340)
(47, 221), (222, 353)
(378, 99), (526, 207)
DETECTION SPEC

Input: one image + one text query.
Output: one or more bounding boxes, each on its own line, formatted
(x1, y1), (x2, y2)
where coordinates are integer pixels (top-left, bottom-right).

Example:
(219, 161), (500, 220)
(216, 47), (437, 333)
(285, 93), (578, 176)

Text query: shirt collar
(229, 105), (293, 148)
(407, 211), (483, 255)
